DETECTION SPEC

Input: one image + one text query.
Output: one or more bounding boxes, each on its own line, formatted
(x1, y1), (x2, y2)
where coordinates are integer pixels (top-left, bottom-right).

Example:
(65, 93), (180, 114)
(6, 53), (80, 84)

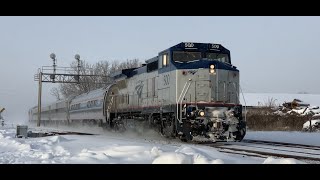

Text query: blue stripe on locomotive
(158, 59), (239, 74)
(158, 42), (238, 73)
(113, 42), (238, 78)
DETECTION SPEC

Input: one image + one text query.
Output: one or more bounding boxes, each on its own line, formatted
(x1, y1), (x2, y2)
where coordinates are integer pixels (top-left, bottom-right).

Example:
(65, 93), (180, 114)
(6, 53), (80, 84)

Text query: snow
(263, 157), (304, 164)
(242, 93), (320, 128)
(303, 120), (320, 129)
(280, 106), (320, 116)
(0, 124), (307, 164)
(241, 93), (320, 107)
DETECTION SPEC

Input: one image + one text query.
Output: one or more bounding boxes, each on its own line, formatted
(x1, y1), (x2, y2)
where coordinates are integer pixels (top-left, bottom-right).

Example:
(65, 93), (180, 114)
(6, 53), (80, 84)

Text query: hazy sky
(1, 16), (320, 121)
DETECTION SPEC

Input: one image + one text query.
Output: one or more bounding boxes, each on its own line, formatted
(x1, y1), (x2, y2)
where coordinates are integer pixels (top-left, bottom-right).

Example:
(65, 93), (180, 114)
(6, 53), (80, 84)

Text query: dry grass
(245, 107), (312, 131)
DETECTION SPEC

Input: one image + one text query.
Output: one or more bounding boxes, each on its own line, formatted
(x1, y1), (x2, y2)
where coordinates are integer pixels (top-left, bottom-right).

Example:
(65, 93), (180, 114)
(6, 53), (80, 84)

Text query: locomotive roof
(70, 84), (113, 102)
(112, 42), (232, 80)
(161, 42), (230, 54)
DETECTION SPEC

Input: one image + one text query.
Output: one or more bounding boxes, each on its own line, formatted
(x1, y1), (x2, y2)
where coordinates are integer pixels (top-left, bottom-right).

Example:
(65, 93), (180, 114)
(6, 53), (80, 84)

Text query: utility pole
(37, 71), (42, 127)
(34, 53), (108, 127)
(75, 54), (80, 79)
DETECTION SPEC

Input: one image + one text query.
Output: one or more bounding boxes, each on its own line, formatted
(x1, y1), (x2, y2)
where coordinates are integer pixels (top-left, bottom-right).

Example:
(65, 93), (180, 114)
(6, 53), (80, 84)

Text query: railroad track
(205, 139), (320, 162)
(49, 131), (95, 135)
(242, 139), (320, 150)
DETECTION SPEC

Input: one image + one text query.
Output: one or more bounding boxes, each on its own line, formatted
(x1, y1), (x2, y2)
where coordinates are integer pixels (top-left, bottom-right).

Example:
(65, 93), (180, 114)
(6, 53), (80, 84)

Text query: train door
(195, 73), (210, 102)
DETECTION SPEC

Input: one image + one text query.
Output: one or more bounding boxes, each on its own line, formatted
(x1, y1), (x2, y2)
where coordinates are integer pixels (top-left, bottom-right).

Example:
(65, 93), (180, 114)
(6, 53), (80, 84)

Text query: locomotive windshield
(173, 51), (201, 62)
(206, 53), (230, 64)
(173, 51), (230, 64)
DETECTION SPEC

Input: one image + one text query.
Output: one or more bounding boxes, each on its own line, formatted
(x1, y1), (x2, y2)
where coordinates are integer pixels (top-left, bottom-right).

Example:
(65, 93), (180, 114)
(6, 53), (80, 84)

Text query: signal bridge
(34, 66), (107, 84)
(34, 53), (108, 127)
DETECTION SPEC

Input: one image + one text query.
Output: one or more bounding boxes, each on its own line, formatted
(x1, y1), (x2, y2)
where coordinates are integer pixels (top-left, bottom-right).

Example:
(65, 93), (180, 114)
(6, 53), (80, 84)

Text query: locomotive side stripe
(112, 102), (242, 112)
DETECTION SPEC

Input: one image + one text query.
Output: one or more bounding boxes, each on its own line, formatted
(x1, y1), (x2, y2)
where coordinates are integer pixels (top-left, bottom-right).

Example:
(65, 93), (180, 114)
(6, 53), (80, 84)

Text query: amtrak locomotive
(29, 42), (246, 142)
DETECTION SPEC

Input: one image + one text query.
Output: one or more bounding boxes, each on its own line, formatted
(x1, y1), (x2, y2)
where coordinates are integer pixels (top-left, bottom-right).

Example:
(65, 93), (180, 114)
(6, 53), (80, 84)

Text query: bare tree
(51, 87), (61, 100)
(52, 59), (142, 99)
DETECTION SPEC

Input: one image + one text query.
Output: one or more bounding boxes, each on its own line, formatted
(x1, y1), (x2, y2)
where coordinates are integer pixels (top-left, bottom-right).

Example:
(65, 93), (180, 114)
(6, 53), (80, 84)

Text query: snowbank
(263, 157), (305, 164)
(0, 125), (315, 164)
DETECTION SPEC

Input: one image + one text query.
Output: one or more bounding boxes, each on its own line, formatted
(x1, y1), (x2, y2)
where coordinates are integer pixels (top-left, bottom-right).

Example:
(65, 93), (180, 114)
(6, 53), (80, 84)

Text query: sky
(1, 16), (320, 121)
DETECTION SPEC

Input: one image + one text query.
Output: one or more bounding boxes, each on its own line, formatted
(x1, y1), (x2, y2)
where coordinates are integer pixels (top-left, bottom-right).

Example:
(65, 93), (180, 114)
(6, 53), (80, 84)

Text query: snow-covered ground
(0, 124), (311, 164)
(245, 131), (320, 146)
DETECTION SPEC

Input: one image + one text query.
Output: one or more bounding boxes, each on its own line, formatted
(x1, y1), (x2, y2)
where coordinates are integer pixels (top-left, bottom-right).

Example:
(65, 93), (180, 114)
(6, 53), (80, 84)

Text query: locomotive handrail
(223, 81), (226, 103)
(180, 81), (192, 123)
(239, 85), (247, 122)
(176, 82), (188, 123)
(176, 79), (192, 123)
(177, 82), (188, 105)
(233, 82), (239, 104)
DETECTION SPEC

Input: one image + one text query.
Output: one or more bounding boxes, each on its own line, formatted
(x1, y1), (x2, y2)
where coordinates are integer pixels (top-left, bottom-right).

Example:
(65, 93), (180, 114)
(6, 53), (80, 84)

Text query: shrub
(245, 107), (312, 131)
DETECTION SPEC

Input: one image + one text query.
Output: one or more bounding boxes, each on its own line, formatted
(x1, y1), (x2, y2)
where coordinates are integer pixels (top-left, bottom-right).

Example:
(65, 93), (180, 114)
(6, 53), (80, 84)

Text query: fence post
(309, 119), (312, 133)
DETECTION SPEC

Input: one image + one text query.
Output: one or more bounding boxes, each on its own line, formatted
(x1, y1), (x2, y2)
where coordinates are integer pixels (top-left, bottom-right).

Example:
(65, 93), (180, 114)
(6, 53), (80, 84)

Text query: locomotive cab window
(206, 53), (230, 64)
(159, 53), (169, 68)
(173, 51), (201, 63)
(163, 54), (169, 67)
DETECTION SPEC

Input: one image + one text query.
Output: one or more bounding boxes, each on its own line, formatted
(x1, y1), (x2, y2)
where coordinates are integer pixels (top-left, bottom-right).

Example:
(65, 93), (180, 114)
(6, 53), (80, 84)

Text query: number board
(183, 42), (198, 49)
(209, 44), (220, 50)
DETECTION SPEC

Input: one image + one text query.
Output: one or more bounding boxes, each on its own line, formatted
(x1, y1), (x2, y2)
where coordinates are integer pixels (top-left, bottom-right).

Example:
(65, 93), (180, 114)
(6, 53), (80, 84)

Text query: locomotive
(29, 42), (246, 142)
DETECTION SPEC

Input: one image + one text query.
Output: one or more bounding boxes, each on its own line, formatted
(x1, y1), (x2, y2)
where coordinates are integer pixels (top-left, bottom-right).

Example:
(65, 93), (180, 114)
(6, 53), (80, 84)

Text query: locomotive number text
(163, 74), (170, 86)
(185, 42), (194, 48)
(211, 44), (220, 49)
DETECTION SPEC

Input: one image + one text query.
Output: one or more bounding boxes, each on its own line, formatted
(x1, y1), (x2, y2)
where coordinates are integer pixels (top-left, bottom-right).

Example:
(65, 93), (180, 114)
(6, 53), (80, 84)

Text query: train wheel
(178, 122), (193, 142)
(234, 128), (246, 141)
(161, 115), (175, 138)
(234, 121), (246, 141)
(179, 135), (188, 142)
(114, 122), (126, 132)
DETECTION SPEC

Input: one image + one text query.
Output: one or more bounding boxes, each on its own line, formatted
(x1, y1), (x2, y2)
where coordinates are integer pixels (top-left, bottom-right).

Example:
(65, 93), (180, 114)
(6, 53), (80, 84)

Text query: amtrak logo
(233, 73), (237, 77)
(188, 70), (197, 75)
(135, 80), (144, 98)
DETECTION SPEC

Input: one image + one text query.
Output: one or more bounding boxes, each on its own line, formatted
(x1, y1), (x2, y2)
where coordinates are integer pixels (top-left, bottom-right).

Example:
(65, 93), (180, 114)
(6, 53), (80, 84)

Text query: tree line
(51, 59), (141, 100)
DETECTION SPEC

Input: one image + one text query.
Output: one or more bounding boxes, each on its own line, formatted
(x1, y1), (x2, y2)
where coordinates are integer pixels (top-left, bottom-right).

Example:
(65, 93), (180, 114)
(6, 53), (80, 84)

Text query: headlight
(199, 110), (205, 117)
(209, 65), (215, 74)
